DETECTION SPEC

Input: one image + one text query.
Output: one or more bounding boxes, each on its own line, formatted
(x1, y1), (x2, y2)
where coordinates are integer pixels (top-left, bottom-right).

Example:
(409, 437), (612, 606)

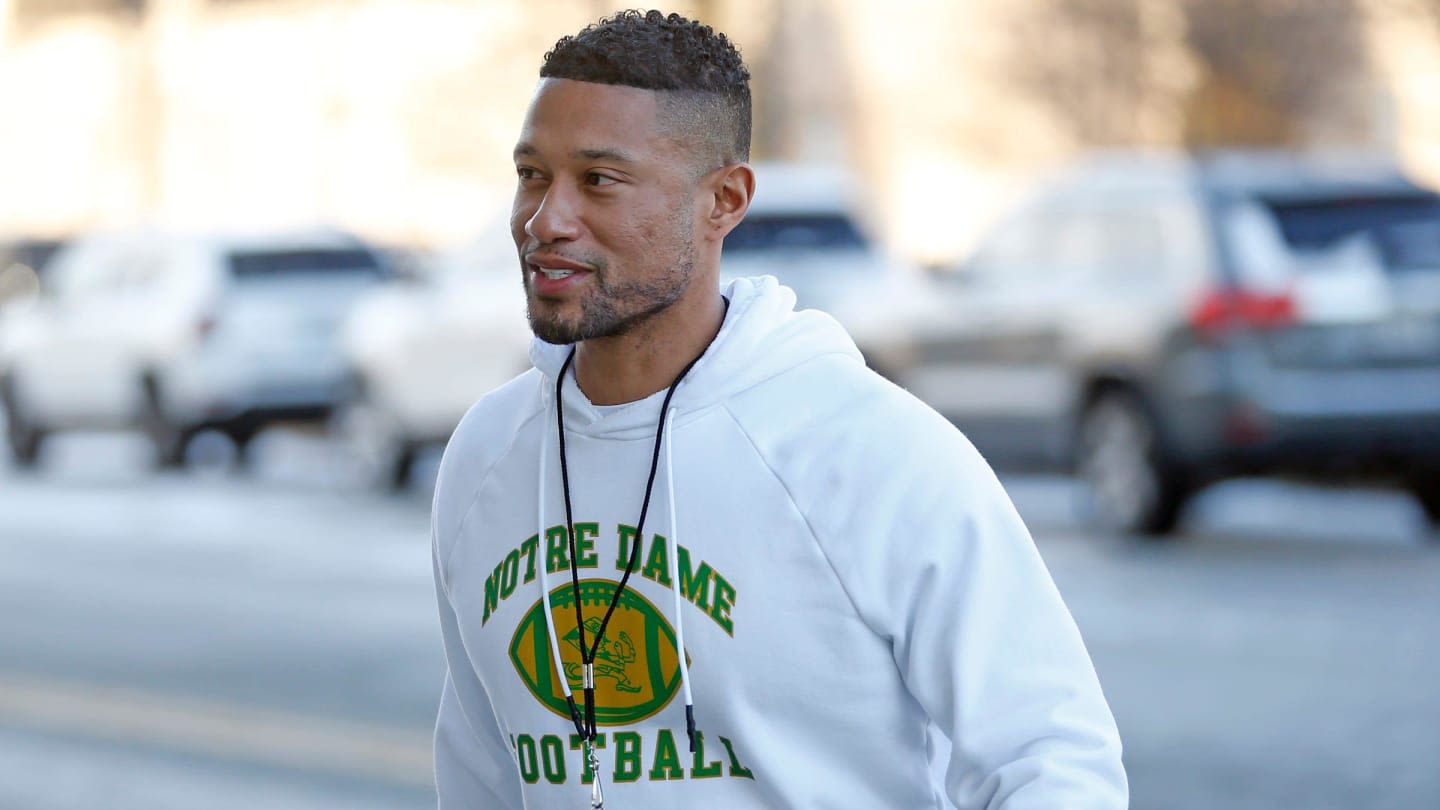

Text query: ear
(704, 163), (755, 242)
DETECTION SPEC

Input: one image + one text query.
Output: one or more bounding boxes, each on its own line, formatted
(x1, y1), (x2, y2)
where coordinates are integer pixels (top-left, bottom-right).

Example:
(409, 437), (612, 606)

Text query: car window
(226, 248), (386, 280)
(724, 214), (868, 253)
(1222, 201), (1295, 293)
(1377, 219), (1440, 271)
(1261, 194), (1440, 274)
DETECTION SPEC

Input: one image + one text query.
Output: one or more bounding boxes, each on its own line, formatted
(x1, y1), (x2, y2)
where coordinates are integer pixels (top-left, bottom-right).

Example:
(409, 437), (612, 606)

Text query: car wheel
(226, 427), (257, 468)
(141, 378), (191, 469)
(331, 381), (412, 492)
(1, 377), (45, 469)
(1077, 389), (1189, 537)
(387, 441), (417, 491)
(1408, 471), (1440, 528)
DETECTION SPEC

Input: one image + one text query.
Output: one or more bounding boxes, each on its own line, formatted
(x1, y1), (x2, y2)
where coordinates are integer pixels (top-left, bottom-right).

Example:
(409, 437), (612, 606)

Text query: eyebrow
(574, 147), (637, 163)
(512, 143), (639, 164)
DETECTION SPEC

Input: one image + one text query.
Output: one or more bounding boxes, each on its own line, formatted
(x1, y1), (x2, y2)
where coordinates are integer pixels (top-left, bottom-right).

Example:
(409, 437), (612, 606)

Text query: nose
(524, 183), (582, 245)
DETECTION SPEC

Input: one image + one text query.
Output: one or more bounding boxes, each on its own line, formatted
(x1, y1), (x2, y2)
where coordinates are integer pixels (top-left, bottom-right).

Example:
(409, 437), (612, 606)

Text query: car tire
(386, 441), (417, 491)
(141, 378), (191, 469)
(331, 380), (413, 492)
(227, 427), (258, 468)
(1, 376), (45, 469)
(1076, 389), (1190, 537)
(1408, 471), (1440, 528)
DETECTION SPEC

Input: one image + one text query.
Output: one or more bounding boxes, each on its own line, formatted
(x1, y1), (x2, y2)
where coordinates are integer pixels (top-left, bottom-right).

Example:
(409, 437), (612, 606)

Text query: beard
(524, 222), (697, 346)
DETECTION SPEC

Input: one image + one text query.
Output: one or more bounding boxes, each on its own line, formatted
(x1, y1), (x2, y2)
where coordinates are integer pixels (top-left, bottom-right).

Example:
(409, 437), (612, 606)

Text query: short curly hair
(540, 9), (752, 164)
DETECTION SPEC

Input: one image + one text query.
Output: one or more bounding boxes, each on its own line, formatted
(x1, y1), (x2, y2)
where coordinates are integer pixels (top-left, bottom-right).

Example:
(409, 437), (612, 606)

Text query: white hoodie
(431, 276), (1127, 809)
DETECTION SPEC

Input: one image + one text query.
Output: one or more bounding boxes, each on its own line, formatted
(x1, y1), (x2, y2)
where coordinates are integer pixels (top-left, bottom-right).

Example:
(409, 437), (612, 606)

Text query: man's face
(511, 78), (705, 345)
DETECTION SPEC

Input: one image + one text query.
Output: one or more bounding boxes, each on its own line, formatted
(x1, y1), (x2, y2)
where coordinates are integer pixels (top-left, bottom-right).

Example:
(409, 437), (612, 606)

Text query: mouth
(525, 252), (593, 295)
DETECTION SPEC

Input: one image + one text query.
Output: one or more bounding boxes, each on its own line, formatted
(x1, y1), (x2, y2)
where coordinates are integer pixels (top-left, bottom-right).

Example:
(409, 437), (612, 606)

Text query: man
(431, 9), (1127, 808)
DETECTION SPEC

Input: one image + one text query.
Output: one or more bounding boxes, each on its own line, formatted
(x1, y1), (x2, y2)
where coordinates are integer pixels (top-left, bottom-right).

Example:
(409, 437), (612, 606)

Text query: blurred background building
(3, 0), (1439, 262)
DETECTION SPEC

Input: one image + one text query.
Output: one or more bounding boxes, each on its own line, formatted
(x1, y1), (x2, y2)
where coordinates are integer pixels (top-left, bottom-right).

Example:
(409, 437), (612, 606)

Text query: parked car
(896, 151), (1440, 536)
(335, 232), (531, 490)
(0, 227), (391, 468)
(718, 162), (928, 374)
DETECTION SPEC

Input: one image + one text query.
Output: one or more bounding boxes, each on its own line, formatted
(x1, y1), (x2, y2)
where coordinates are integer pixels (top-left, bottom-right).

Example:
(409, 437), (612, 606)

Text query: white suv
(0, 227), (390, 468)
(718, 163), (929, 374)
(335, 234), (532, 490)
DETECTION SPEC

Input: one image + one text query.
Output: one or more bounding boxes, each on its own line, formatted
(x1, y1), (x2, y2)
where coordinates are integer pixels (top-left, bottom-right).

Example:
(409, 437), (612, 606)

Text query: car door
(904, 203), (1082, 467)
(14, 237), (142, 426)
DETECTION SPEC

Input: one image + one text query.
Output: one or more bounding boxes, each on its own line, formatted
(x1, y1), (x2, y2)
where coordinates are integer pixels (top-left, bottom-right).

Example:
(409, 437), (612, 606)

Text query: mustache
(521, 245), (605, 271)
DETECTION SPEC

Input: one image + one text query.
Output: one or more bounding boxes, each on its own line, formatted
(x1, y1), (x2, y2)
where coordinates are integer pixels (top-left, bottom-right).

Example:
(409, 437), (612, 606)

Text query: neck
(573, 287), (726, 406)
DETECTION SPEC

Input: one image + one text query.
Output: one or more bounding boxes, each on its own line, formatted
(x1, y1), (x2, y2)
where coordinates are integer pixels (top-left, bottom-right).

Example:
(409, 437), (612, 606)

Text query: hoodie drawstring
(662, 405), (697, 752)
(535, 391), (585, 739)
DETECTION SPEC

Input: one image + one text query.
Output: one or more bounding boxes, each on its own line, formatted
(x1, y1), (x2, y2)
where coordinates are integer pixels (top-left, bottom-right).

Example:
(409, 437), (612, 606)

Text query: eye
(516, 166), (542, 182)
(585, 172), (619, 187)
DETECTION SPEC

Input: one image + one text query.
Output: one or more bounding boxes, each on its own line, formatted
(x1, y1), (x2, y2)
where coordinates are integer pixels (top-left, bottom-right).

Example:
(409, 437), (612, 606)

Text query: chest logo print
(510, 580), (688, 726)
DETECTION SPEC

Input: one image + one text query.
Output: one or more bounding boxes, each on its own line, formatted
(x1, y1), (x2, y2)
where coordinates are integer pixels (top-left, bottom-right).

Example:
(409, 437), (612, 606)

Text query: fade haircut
(540, 9), (752, 169)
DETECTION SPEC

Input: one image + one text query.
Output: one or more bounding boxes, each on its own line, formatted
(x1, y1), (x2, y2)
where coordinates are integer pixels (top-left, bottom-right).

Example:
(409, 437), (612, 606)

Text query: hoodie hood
(527, 276), (863, 438)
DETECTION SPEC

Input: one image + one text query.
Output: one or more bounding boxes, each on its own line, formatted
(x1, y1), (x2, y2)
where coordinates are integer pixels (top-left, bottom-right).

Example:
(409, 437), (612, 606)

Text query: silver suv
(901, 152), (1440, 535)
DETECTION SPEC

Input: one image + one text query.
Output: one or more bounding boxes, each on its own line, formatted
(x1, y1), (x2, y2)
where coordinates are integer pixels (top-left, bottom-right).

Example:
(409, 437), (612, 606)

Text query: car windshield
(227, 248), (386, 280)
(1263, 194), (1440, 272)
(725, 214), (868, 253)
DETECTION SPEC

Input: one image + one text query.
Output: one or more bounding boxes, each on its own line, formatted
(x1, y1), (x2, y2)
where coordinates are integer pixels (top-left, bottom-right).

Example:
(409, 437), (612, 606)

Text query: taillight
(196, 314), (219, 341)
(1189, 287), (1296, 340)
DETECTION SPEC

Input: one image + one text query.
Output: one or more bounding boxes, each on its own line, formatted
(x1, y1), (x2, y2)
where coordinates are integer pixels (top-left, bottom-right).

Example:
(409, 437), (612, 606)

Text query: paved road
(1, 431), (1437, 809)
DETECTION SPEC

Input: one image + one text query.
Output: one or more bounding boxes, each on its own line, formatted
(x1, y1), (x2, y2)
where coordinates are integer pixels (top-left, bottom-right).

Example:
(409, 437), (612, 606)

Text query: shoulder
(724, 353), (1009, 547)
(432, 368), (546, 547)
(726, 352), (981, 482)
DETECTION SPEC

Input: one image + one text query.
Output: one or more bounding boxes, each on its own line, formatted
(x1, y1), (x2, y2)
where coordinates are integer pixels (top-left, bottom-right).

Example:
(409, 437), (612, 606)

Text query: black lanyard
(553, 347), (704, 740)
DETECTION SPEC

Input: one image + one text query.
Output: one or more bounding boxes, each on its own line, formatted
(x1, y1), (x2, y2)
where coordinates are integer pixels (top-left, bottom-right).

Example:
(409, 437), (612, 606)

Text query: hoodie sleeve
(890, 446), (1128, 810)
(433, 527), (524, 809)
(794, 386), (1128, 809)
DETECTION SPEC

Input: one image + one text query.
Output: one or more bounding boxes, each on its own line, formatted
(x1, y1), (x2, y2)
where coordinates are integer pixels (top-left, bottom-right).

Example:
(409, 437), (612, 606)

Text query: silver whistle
(587, 739), (604, 809)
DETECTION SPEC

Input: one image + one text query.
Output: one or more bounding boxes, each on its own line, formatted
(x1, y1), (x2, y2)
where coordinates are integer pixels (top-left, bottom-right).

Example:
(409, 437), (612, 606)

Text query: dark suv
(901, 152), (1440, 536)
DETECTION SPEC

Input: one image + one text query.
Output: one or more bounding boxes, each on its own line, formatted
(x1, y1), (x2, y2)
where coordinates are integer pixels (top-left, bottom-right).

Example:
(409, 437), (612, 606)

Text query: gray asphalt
(1, 430), (1437, 809)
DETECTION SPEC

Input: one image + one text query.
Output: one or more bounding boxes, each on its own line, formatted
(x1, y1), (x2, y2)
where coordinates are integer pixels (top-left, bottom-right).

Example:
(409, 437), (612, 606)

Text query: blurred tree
(12, 0), (144, 18)
(1376, 0), (1440, 29)
(1008, 0), (1375, 150)
(748, 0), (856, 162)
(1180, 0), (1370, 147)
(1004, 0), (1190, 147)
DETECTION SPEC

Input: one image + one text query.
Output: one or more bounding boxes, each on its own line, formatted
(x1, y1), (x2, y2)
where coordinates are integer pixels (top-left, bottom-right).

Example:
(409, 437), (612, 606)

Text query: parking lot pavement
(1008, 476), (1440, 810)
(0, 726), (432, 810)
(0, 430), (1437, 809)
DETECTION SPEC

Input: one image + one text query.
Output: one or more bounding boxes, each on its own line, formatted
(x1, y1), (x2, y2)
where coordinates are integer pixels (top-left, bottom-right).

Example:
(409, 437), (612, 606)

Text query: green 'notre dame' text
(480, 522), (737, 635)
